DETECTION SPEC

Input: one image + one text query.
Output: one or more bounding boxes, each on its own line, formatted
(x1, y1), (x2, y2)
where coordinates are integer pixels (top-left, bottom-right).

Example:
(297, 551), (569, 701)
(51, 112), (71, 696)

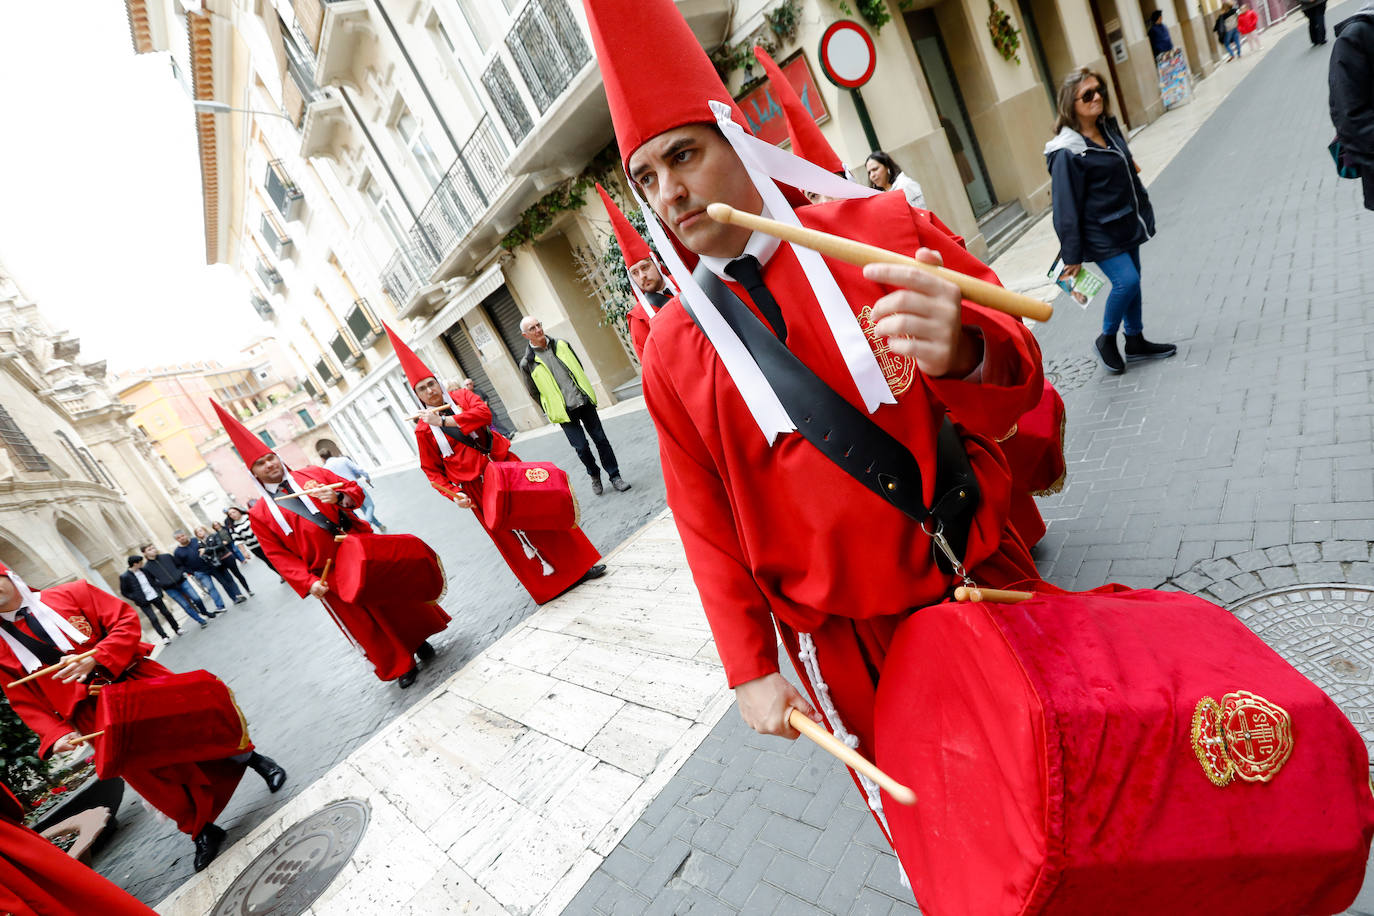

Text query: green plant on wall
(987, 1), (1022, 63)
(712, 0), (802, 80)
(500, 145), (621, 251)
(571, 183), (657, 361)
(0, 694), (49, 809)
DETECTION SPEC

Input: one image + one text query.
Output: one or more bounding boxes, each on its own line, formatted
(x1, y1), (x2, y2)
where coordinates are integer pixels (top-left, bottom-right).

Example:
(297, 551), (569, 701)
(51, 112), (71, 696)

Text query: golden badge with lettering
(524, 467), (550, 483)
(67, 616), (93, 640)
(1191, 691), (1293, 787)
(858, 306), (916, 397)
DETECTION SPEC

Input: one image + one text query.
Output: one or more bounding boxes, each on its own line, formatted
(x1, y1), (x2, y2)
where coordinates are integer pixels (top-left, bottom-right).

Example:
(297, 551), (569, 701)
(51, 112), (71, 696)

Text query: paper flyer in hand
(1048, 259), (1106, 309)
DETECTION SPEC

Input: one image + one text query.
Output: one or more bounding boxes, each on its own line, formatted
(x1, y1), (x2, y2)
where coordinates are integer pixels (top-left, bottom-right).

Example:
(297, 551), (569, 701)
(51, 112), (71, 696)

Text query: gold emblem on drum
(67, 616), (93, 640)
(1191, 691), (1293, 787)
(858, 306), (916, 397)
(524, 467), (550, 483)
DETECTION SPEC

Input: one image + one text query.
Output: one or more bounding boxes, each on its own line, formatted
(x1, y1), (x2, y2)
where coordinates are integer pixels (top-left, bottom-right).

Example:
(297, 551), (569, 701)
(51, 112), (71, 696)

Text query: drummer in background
(210, 401), (451, 690)
(0, 561), (286, 873)
(381, 324), (607, 605)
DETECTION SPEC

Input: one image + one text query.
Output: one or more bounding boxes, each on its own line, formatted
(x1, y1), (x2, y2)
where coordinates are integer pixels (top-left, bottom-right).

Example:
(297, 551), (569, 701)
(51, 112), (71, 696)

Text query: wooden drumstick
(272, 482), (346, 502)
(318, 559), (333, 588)
(70, 730), (104, 745)
(705, 203), (1055, 323)
(7, 649), (100, 688)
(406, 406), (455, 422)
(788, 709), (917, 806)
(953, 586), (1034, 604)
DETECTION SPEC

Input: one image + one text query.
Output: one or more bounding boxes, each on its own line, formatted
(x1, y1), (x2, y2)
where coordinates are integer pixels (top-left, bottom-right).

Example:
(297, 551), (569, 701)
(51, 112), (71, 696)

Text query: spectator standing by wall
(518, 316), (631, 496)
(864, 151), (927, 208)
(1148, 10), (1174, 57)
(1331, 2), (1374, 210)
(139, 544), (213, 626)
(1045, 67), (1177, 375)
(118, 555), (182, 641)
(318, 446), (387, 531)
(226, 507), (283, 583)
(201, 524), (253, 597)
(173, 530), (243, 610)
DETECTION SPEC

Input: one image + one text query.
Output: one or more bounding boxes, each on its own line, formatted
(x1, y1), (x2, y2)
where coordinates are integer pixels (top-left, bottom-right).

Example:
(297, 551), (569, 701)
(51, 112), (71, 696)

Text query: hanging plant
(712, 0), (803, 80)
(766, 0), (801, 44)
(829, 0), (892, 32)
(987, 1), (1022, 63)
(500, 146), (621, 250)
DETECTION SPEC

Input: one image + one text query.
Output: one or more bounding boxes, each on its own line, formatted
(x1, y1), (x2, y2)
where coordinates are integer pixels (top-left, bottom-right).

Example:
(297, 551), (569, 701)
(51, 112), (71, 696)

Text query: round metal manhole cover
(1043, 355), (1098, 393)
(212, 799), (370, 916)
(1229, 584), (1374, 743)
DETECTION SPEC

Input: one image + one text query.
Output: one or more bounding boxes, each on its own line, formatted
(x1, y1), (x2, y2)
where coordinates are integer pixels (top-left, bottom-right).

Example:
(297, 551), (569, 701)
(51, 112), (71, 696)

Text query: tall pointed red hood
(210, 398), (272, 469)
(595, 183), (653, 268)
(754, 46), (844, 174)
(382, 322), (436, 391)
(584, 0), (750, 173)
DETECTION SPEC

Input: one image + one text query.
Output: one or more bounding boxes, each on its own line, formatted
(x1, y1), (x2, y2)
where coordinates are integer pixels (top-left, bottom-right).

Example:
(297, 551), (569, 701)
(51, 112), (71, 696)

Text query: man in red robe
(381, 324), (606, 605)
(583, 0), (1045, 839)
(595, 183), (674, 361)
(209, 401), (451, 690)
(0, 563), (285, 872)
(1, 781), (157, 915)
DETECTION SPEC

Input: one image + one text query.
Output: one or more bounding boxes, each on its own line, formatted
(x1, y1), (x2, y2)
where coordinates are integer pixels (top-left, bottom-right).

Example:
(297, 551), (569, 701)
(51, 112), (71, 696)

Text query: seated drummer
(0, 562), (286, 873)
(586, 0), (1045, 834)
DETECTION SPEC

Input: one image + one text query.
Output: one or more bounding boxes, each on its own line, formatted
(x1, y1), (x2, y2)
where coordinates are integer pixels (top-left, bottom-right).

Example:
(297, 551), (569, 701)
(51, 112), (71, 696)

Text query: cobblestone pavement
(90, 407), (665, 904)
(573, 10), (1374, 915)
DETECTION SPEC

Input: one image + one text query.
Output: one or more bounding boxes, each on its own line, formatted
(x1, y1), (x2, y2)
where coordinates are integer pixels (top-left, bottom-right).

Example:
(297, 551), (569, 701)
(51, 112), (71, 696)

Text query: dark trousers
(559, 403), (619, 479)
(1303, 4), (1326, 44)
(163, 580), (208, 623)
(136, 597), (180, 638)
(220, 557), (252, 594)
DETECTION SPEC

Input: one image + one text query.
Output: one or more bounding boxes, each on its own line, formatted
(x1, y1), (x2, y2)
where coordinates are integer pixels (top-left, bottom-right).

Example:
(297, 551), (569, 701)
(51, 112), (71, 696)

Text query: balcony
(265, 160), (304, 221)
(250, 292), (275, 321)
(315, 356), (342, 387)
(344, 299), (381, 349)
(261, 214), (293, 259)
(329, 330), (364, 369)
(314, 0), (373, 91)
(255, 258), (284, 292)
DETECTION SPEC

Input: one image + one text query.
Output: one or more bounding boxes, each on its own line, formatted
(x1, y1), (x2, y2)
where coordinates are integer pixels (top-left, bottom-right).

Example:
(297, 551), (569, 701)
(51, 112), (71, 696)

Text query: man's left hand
(864, 248), (982, 379)
(310, 487), (339, 505)
(54, 653), (97, 685)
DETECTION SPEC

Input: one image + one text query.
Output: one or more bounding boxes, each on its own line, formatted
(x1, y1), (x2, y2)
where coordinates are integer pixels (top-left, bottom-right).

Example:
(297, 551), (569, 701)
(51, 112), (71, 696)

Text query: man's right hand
(734, 672), (821, 739)
(52, 732), (81, 755)
(308, 581), (328, 598)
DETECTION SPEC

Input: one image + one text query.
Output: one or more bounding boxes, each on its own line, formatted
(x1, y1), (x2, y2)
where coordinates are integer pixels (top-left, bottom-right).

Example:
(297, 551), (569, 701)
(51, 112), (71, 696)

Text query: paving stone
(759, 813), (823, 859)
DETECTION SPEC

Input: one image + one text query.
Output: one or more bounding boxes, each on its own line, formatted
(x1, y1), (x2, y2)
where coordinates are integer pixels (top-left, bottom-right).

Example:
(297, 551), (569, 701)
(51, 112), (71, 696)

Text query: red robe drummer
(210, 401), (451, 689)
(585, 0), (1045, 837)
(0, 563), (286, 873)
(1, 781), (157, 915)
(381, 324), (606, 605)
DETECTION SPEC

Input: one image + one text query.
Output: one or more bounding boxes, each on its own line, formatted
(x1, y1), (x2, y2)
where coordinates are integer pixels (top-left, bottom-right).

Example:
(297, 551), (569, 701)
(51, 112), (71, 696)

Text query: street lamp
(192, 100), (294, 122)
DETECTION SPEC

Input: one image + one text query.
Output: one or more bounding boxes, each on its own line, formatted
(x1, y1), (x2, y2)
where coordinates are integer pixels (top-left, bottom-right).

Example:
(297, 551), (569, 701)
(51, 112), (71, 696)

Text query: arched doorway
(55, 516), (116, 594)
(0, 528), (57, 589)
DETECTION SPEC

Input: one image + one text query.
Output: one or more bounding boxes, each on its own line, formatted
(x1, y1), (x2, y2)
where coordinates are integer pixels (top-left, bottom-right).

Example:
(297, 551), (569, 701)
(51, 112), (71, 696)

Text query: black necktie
(725, 255), (788, 344)
(2, 610), (63, 667)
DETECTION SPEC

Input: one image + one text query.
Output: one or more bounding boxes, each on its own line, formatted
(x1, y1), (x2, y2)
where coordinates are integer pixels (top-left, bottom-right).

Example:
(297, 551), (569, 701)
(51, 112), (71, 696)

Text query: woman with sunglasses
(1045, 68), (1176, 374)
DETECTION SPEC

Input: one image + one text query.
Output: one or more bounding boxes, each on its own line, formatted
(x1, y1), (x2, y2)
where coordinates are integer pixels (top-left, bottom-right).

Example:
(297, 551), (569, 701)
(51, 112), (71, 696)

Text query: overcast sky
(0, 3), (262, 374)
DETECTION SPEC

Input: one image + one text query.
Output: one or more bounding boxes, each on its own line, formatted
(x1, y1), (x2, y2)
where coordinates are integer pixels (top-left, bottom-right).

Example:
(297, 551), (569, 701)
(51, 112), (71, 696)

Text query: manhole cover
(1043, 355), (1098, 393)
(212, 799), (370, 916)
(1229, 585), (1374, 743)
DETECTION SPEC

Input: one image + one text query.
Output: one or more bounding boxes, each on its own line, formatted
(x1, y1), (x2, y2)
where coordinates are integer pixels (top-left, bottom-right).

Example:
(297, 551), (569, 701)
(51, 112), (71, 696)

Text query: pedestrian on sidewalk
(518, 316), (632, 496)
(385, 324), (607, 605)
(1302, 0), (1329, 46)
(317, 445), (387, 532)
(1238, 2), (1261, 50)
(226, 506), (283, 582)
(174, 530), (244, 609)
(1045, 67), (1177, 374)
(139, 544), (213, 626)
(118, 556), (182, 641)
(201, 524), (253, 598)
(1148, 10), (1174, 57)
(1330, 2), (1374, 210)
(865, 151), (927, 208)
(1214, 3), (1242, 59)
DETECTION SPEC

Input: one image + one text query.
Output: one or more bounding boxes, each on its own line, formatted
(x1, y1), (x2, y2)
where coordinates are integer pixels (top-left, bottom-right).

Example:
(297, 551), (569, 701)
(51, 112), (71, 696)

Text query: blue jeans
(1225, 28), (1242, 58)
(1098, 247), (1144, 337)
(192, 570), (232, 609)
(163, 580), (208, 623)
(357, 493), (384, 528)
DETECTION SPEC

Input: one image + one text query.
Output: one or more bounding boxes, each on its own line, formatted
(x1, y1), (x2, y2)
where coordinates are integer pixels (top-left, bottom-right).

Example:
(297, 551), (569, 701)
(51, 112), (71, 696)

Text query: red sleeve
(629, 308), (651, 362)
(5, 684), (75, 757)
(416, 425), (462, 499)
(641, 331), (779, 688)
(450, 389), (492, 435)
(81, 583), (145, 677)
(908, 208), (1044, 439)
(250, 512), (315, 598)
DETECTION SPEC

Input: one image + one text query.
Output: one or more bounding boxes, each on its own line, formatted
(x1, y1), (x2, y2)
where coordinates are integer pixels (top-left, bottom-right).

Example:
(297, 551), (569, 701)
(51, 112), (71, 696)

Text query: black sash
(0, 615), (64, 667)
(441, 424), (493, 455)
(275, 482), (350, 537)
(687, 263), (979, 571)
(645, 290), (672, 308)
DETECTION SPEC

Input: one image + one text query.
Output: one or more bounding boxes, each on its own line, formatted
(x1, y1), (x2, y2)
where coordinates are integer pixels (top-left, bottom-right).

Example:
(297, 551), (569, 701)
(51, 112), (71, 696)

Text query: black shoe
(193, 823), (226, 872)
(202, 609), (218, 618)
(247, 753), (287, 793)
(610, 476), (632, 492)
(1123, 334), (1177, 361)
(590, 477), (604, 496)
(199, 621), (210, 629)
(397, 666), (419, 689)
(233, 595), (248, 605)
(416, 640), (436, 662)
(577, 564), (607, 584)
(1094, 334), (1125, 374)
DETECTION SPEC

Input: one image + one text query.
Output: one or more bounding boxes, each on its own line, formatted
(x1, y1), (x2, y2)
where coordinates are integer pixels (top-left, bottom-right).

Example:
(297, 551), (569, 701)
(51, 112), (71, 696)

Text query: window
(258, 430), (276, 448)
(362, 175), (410, 248)
(297, 409), (315, 429)
(55, 430), (100, 484)
(396, 108), (447, 190)
(0, 403), (50, 471)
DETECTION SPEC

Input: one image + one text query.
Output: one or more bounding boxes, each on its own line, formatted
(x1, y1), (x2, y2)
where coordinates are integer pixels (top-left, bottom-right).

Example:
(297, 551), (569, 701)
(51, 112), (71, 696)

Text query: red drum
(92, 670), (251, 779)
(331, 532), (444, 605)
(875, 586), (1374, 916)
(482, 461), (576, 531)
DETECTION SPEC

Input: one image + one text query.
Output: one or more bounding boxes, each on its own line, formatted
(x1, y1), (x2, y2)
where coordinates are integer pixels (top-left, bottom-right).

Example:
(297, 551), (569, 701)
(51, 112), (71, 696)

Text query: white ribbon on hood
(0, 570), (93, 673)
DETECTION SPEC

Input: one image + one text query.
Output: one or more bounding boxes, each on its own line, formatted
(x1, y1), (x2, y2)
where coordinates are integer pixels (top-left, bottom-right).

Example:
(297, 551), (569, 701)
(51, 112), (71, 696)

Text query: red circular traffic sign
(818, 20), (877, 89)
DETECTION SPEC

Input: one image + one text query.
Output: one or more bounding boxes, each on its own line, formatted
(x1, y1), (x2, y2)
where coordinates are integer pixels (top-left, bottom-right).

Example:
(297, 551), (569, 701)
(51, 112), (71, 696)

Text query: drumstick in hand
(8, 649), (100, 688)
(272, 482), (346, 502)
(705, 203), (1054, 323)
(788, 709), (916, 806)
(70, 730), (104, 745)
(319, 559), (333, 589)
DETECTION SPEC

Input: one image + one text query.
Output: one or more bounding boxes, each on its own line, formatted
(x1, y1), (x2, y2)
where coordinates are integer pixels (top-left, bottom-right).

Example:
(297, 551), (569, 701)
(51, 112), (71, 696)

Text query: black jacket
(119, 569), (162, 604)
(173, 541), (215, 574)
(1332, 6), (1374, 209)
(140, 554), (186, 589)
(1045, 116), (1157, 264)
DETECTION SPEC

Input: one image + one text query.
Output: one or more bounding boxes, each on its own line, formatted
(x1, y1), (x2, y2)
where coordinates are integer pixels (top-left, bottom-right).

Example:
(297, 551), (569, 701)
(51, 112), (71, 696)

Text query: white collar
(698, 207), (783, 282)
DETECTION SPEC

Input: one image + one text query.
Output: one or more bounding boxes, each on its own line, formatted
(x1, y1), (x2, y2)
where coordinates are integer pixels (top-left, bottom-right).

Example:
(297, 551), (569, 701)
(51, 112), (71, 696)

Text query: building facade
(127, 0), (1228, 475)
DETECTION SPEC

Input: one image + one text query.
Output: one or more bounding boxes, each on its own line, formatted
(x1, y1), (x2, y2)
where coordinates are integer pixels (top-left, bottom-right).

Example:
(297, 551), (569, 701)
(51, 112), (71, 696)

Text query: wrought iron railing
(330, 331), (358, 366)
(481, 57), (533, 144)
(261, 214), (292, 257)
(381, 246), (427, 309)
(255, 258), (283, 289)
(265, 160), (304, 219)
(345, 299), (380, 347)
(505, 0), (589, 113)
(250, 292), (274, 321)
(314, 357), (340, 386)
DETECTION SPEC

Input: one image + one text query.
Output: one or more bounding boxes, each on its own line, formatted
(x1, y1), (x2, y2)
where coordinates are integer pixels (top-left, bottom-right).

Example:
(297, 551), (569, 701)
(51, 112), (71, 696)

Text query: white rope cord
(513, 530), (554, 575)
